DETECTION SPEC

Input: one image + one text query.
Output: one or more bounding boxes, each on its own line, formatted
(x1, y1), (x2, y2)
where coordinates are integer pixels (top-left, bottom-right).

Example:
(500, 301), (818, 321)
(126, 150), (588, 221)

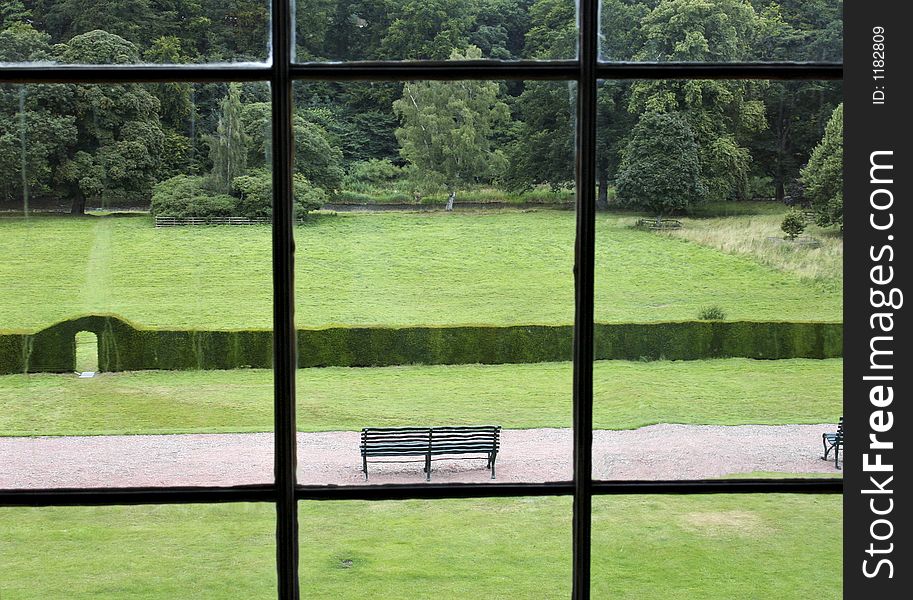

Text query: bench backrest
(361, 426), (500, 456)
(836, 416), (844, 442)
(428, 426), (500, 456)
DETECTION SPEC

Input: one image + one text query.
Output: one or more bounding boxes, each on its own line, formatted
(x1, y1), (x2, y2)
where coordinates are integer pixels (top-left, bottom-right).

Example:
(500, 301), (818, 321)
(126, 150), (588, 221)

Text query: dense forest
(0, 0), (842, 217)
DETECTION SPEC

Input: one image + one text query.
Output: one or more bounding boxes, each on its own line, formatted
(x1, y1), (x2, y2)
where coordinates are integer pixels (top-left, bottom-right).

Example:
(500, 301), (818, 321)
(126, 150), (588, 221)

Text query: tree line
(1, 0), (842, 220)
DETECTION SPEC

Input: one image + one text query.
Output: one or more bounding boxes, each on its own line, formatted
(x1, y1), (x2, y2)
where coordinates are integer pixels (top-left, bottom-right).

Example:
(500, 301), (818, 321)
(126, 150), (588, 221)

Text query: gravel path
(0, 424), (841, 489)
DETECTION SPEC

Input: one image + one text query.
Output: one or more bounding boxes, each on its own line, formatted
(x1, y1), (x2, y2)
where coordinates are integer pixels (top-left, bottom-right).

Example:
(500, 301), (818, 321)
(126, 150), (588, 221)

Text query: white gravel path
(0, 424), (841, 489)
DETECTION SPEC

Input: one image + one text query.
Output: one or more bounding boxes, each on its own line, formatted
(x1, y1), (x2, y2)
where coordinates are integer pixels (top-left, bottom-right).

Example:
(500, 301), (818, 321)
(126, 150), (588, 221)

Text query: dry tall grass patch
(668, 214), (842, 288)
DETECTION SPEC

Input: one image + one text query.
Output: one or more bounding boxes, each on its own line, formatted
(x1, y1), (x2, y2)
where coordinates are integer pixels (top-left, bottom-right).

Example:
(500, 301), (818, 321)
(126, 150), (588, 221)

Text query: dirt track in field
(0, 424), (842, 489)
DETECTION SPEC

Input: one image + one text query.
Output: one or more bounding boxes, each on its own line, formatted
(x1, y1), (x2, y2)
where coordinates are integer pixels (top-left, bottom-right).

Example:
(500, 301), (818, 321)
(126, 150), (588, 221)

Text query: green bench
(821, 417), (843, 469)
(360, 426), (501, 481)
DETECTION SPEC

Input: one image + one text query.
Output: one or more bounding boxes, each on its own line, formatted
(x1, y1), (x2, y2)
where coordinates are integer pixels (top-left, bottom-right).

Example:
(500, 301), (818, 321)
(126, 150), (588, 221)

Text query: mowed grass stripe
(0, 358), (841, 436)
(0, 212), (842, 330)
(0, 495), (840, 599)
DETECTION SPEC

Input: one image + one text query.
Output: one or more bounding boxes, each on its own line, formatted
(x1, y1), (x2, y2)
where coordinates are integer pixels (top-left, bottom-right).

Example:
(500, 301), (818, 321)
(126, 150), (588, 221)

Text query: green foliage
(240, 102), (344, 196)
(206, 83), (247, 193)
(232, 169), (326, 219)
(393, 46), (510, 195)
(780, 209), (807, 239)
(505, 81), (575, 193)
(150, 175), (235, 218)
(801, 103), (843, 230)
(50, 30), (165, 212)
(697, 306), (727, 321)
(380, 0), (477, 60)
(616, 111), (706, 217)
(629, 0), (768, 201)
(345, 159), (403, 187)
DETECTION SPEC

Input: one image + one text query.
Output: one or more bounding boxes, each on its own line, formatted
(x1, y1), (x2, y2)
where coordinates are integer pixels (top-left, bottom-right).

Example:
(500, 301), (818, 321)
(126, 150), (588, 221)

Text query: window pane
(0, 82), (275, 488)
(591, 494), (841, 597)
(0, 504), (276, 599)
(599, 0), (842, 62)
(592, 79), (843, 479)
(299, 497), (571, 596)
(0, 2), (269, 64)
(294, 0), (578, 61)
(293, 80), (576, 485)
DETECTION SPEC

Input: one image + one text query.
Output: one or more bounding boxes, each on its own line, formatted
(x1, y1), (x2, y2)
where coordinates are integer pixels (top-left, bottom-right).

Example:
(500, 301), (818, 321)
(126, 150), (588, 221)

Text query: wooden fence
(154, 216), (271, 227)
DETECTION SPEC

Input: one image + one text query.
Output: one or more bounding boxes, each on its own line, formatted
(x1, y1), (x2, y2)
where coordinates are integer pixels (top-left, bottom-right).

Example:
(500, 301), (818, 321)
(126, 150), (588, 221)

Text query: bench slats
(360, 425), (501, 481)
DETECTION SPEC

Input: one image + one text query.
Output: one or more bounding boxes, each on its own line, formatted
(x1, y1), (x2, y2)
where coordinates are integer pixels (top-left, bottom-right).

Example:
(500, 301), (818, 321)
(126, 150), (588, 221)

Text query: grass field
(0, 358), (841, 436)
(0, 494), (840, 599)
(0, 211), (841, 331)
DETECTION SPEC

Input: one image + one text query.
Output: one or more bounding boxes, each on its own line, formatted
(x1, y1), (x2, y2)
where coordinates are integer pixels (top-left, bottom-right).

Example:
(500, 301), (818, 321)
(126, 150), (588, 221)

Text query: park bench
(821, 417), (843, 469)
(360, 425), (501, 481)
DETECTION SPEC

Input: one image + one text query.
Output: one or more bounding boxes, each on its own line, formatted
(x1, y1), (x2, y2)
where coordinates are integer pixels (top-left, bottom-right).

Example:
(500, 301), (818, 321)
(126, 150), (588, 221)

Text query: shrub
(346, 159), (402, 186)
(150, 175), (236, 218)
(697, 306), (727, 321)
(231, 170), (326, 219)
(781, 210), (807, 240)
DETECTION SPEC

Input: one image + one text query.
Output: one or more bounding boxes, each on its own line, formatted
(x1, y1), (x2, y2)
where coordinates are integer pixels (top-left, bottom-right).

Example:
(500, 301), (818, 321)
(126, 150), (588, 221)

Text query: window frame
(0, 1), (843, 599)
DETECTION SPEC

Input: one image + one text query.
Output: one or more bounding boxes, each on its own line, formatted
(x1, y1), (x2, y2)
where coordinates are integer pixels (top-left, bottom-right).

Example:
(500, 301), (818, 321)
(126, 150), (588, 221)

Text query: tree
(629, 0), (768, 201)
(0, 24), (76, 208)
(615, 111), (706, 222)
(504, 0), (575, 196)
(801, 103), (842, 230)
(780, 209), (807, 239)
(380, 0), (477, 60)
(240, 102), (345, 196)
(206, 83), (247, 193)
(52, 30), (164, 214)
(393, 46), (510, 208)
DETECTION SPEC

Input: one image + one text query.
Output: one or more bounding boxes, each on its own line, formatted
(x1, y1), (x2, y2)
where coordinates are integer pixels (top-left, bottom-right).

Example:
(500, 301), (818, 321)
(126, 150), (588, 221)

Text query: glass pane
(299, 497), (571, 596)
(591, 494), (841, 597)
(0, 504), (276, 599)
(600, 0), (842, 62)
(592, 79), (843, 479)
(0, 82), (275, 488)
(0, 2), (269, 64)
(293, 79), (576, 485)
(294, 0), (578, 61)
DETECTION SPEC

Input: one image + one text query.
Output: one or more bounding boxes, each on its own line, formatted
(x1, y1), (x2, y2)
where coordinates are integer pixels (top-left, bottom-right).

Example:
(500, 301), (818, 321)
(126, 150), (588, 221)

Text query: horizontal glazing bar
(596, 62), (843, 80)
(290, 60), (579, 81)
(0, 61), (843, 84)
(0, 64), (273, 84)
(0, 485), (275, 506)
(0, 479), (841, 507)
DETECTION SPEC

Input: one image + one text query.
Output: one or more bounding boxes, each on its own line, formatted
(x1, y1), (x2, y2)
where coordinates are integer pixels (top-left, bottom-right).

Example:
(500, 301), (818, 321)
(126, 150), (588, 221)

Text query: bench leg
(425, 454), (431, 482)
(835, 444), (841, 470)
(822, 434), (832, 460)
(490, 452), (497, 480)
(363, 455), (368, 480)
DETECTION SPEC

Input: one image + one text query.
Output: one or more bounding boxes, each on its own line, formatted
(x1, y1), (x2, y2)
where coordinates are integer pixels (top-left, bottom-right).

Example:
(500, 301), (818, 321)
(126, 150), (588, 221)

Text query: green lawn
(0, 494), (840, 599)
(0, 211), (841, 331)
(0, 358), (841, 436)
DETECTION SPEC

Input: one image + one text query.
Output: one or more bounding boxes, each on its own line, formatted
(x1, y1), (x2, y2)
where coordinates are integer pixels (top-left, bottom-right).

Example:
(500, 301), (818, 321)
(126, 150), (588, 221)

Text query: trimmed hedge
(0, 317), (842, 374)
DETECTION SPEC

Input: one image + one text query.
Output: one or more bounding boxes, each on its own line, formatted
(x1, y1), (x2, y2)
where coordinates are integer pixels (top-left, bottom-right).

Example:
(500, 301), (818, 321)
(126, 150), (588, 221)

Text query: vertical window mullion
(573, 0), (598, 599)
(271, 1), (299, 598)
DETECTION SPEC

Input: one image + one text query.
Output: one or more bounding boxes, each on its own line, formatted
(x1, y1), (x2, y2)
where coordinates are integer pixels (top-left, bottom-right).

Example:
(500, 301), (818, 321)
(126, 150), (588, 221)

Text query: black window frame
(0, 1), (843, 598)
